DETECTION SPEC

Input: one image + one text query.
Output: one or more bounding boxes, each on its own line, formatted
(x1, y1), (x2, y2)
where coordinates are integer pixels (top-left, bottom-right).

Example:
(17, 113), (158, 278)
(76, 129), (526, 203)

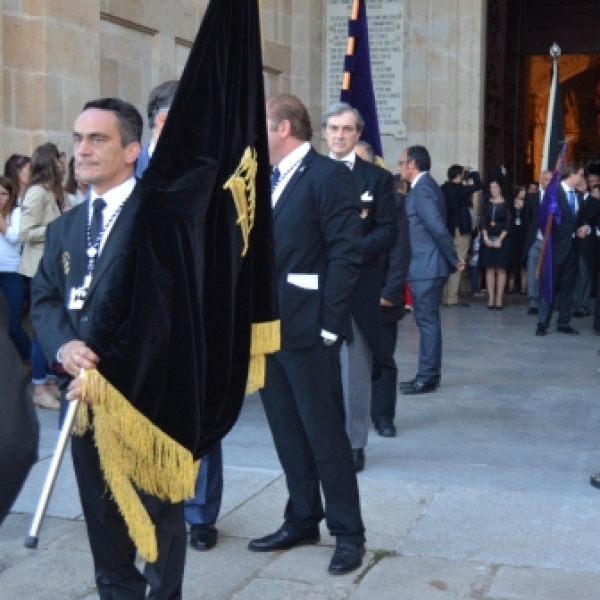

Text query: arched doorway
(484, 0), (600, 187)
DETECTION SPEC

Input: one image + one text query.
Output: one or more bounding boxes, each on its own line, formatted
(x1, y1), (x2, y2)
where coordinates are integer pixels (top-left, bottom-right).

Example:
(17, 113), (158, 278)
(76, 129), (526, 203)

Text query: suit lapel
(64, 204), (89, 294)
(351, 157), (368, 192)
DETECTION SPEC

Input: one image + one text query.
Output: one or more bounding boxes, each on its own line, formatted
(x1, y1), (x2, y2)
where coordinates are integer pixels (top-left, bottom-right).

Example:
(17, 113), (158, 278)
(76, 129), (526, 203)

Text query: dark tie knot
(93, 197), (107, 214)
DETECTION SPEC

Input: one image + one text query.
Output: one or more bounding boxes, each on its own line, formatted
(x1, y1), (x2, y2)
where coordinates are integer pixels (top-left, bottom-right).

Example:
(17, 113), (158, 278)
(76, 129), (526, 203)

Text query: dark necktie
(90, 198), (106, 242)
(270, 167), (281, 193)
(567, 190), (577, 218)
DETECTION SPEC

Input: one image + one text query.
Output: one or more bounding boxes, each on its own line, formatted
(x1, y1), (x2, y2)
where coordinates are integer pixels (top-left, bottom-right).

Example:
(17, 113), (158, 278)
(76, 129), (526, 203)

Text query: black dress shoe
(248, 525), (320, 552)
(572, 309), (589, 318)
(402, 381), (437, 395)
(375, 420), (397, 438)
(328, 541), (365, 575)
(190, 524), (218, 551)
(591, 473), (600, 489)
(535, 324), (547, 336)
(528, 307), (538, 315)
(557, 325), (579, 334)
(352, 448), (365, 472)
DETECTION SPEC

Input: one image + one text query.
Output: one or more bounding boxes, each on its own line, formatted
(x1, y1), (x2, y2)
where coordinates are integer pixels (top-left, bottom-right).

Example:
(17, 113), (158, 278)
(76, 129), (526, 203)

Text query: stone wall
(2, 0), (487, 182)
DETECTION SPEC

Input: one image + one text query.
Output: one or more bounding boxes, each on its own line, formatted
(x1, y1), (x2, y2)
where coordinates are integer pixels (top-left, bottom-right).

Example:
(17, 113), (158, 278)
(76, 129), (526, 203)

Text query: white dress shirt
(272, 142), (310, 207)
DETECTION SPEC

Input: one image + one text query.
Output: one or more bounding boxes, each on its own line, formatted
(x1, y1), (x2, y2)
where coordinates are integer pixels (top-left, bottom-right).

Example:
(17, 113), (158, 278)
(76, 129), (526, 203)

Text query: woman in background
(4, 154), (32, 206)
(479, 179), (512, 310)
(507, 186), (527, 294)
(64, 157), (87, 207)
(0, 176), (30, 361)
(19, 143), (65, 410)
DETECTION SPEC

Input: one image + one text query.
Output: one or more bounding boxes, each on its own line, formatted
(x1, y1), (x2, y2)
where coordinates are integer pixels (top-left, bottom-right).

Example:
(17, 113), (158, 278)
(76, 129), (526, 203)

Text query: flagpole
(24, 399), (81, 549)
(536, 43), (561, 280)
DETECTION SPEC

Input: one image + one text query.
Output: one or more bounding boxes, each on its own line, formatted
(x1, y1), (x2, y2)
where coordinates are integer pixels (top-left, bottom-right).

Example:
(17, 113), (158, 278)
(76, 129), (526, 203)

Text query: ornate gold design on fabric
(223, 147), (257, 257)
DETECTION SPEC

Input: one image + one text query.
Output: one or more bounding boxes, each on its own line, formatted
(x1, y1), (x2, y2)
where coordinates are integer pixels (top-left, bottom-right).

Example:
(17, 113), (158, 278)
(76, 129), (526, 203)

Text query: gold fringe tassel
(246, 319), (281, 394)
(79, 369), (199, 563)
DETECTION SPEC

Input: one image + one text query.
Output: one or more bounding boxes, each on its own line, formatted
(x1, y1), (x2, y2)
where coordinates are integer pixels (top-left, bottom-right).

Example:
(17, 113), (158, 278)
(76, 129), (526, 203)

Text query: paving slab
(183, 536), (275, 599)
(219, 466), (283, 519)
(488, 565), (600, 600)
(349, 556), (492, 600)
(400, 486), (600, 572)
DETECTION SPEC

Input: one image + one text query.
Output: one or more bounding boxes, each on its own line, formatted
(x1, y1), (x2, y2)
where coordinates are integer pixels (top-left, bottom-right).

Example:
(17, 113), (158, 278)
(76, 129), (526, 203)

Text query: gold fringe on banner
(78, 369), (199, 562)
(246, 320), (281, 394)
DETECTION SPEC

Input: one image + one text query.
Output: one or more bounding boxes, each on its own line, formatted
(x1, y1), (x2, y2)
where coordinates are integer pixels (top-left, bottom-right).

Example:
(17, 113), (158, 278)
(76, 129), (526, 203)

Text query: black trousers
(538, 245), (577, 328)
(370, 320), (399, 424)
(71, 432), (186, 600)
(260, 342), (365, 543)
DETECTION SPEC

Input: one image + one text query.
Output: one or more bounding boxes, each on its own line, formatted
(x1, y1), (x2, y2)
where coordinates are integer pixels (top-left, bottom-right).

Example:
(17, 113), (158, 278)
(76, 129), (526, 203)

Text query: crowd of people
(434, 162), (600, 330)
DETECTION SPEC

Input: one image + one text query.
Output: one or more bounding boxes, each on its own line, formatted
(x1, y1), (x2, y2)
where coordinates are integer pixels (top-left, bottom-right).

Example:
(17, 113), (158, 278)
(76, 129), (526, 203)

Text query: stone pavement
(2, 294), (600, 599)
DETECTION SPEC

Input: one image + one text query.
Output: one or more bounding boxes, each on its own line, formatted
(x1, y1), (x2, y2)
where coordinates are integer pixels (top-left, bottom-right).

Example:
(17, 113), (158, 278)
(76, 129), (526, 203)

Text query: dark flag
(340, 0), (382, 158)
(541, 53), (564, 172)
(78, 0), (278, 561)
(538, 48), (566, 304)
(538, 142), (567, 304)
(0, 293), (39, 524)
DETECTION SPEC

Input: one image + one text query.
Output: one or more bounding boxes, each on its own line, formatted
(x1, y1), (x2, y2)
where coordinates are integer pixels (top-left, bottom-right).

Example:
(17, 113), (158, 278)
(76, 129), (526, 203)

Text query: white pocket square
(361, 192), (373, 202)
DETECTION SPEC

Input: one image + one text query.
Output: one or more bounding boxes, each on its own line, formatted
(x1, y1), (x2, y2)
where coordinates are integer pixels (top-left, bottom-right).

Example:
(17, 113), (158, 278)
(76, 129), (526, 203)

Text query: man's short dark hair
(266, 94), (313, 142)
(560, 163), (582, 182)
(83, 98), (143, 146)
(447, 164), (463, 181)
(406, 145), (431, 172)
(147, 80), (179, 129)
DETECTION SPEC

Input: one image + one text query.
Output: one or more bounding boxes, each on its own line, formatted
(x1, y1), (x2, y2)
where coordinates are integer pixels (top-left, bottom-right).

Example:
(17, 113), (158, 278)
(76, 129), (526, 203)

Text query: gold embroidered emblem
(62, 252), (70, 275)
(223, 147), (257, 257)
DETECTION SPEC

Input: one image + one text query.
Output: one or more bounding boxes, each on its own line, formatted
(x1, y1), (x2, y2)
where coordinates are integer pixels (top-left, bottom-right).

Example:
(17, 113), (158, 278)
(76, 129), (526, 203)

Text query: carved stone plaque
(325, 0), (407, 139)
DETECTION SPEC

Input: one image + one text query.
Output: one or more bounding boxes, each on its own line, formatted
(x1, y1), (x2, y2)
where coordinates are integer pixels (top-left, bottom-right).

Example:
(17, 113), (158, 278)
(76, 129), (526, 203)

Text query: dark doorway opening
(484, 0), (600, 189)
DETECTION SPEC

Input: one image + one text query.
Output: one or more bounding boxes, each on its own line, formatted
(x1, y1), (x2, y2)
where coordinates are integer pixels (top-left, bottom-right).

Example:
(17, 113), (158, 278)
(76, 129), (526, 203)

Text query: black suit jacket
(380, 191), (411, 324)
(552, 186), (579, 265)
(273, 147), (362, 349)
(441, 171), (482, 235)
(31, 193), (137, 377)
(348, 156), (397, 358)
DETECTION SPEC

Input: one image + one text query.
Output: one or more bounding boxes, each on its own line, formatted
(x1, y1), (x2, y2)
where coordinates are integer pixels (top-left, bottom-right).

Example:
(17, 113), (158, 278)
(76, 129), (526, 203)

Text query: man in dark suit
(322, 102), (397, 470)
(249, 94), (366, 575)
(441, 164), (482, 307)
(536, 164), (587, 336)
(371, 176), (411, 437)
(135, 80), (178, 179)
(397, 146), (464, 395)
(523, 170), (552, 315)
(32, 99), (187, 598)
(137, 79), (223, 554)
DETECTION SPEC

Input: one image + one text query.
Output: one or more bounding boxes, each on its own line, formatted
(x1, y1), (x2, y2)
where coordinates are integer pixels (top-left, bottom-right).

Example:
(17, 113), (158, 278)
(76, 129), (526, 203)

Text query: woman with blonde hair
(19, 142), (65, 409)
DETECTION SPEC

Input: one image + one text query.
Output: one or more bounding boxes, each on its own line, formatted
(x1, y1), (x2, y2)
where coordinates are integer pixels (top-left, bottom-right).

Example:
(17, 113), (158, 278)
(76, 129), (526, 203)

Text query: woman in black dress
(480, 179), (512, 309)
(507, 186), (527, 294)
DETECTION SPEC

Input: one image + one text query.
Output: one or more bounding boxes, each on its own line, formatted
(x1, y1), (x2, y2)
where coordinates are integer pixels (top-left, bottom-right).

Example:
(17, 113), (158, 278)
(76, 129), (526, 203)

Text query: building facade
(3, 1), (486, 182)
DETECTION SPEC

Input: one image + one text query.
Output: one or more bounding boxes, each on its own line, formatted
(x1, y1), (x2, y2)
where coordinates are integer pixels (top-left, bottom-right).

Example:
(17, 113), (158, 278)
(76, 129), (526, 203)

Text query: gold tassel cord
(79, 369), (199, 562)
(246, 320), (281, 394)
(223, 147), (258, 257)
